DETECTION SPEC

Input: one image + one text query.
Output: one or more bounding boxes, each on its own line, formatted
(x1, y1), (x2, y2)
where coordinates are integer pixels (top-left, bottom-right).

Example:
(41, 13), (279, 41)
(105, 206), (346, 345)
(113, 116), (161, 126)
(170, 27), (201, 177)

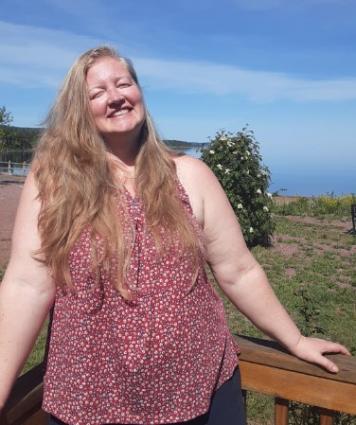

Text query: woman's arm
(0, 171), (56, 409)
(177, 156), (350, 373)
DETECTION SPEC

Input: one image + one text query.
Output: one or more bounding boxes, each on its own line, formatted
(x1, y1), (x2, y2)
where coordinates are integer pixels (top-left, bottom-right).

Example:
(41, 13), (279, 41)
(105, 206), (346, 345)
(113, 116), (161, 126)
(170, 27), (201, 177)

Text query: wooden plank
(274, 398), (288, 425)
(239, 361), (356, 415)
(2, 362), (45, 424)
(3, 385), (43, 425)
(22, 410), (48, 425)
(4, 363), (45, 412)
(236, 335), (356, 385)
(319, 409), (334, 425)
(319, 417), (333, 425)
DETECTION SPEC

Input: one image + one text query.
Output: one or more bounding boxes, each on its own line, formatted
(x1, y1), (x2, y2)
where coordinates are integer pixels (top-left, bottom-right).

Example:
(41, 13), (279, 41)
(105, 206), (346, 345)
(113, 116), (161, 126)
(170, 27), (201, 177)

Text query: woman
(0, 46), (350, 425)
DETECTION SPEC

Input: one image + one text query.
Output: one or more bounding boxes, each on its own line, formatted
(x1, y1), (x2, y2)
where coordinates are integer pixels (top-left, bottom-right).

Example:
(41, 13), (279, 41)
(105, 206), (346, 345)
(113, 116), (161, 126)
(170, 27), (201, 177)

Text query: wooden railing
(0, 363), (47, 425)
(236, 335), (356, 424)
(1, 335), (355, 425)
(0, 161), (29, 176)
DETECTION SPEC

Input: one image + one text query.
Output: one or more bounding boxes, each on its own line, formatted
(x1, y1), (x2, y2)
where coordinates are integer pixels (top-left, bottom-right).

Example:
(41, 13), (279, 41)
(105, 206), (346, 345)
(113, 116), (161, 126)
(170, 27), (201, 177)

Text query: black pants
(48, 367), (246, 425)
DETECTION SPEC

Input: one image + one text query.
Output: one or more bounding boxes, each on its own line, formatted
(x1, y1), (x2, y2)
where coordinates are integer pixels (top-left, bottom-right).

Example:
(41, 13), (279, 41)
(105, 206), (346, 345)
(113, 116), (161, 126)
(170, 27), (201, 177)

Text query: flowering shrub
(201, 128), (275, 247)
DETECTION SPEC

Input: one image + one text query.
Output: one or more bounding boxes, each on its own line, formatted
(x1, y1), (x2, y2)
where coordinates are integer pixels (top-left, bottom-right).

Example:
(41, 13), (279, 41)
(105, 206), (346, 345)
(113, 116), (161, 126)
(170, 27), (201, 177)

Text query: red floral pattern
(42, 181), (240, 425)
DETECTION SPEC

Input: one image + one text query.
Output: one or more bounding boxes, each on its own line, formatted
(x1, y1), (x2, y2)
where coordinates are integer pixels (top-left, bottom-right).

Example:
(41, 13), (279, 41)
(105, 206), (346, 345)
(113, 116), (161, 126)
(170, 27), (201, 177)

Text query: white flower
(241, 156), (245, 160)
(237, 203), (243, 209)
(233, 150), (238, 155)
(220, 135), (227, 141)
(256, 188), (262, 194)
(257, 173), (261, 178)
(267, 192), (272, 198)
(246, 151), (251, 156)
(245, 169), (250, 175)
(263, 206), (269, 212)
(227, 141), (234, 148)
(249, 227), (254, 233)
(217, 164), (223, 170)
(209, 150), (215, 154)
(225, 168), (230, 174)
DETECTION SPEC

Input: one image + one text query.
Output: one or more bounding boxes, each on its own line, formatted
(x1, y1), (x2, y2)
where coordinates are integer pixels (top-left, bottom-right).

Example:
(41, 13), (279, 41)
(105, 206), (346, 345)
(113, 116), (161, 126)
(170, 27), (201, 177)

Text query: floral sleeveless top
(42, 180), (239, 425)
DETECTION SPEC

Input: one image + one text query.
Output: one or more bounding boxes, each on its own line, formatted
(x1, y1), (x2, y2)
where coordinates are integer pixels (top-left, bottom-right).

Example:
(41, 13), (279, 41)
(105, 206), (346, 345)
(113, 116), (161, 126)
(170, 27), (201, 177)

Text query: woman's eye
(90, 91), (103, 100)
(117, 81), (131, 88)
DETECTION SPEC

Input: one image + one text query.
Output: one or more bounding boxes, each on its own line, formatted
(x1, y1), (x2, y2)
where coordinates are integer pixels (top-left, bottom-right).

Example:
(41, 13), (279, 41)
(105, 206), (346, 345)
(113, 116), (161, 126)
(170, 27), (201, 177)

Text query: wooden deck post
(319, 407), (335, 425)
(274, 397), (289, 425)
(241, 388), (247, 417)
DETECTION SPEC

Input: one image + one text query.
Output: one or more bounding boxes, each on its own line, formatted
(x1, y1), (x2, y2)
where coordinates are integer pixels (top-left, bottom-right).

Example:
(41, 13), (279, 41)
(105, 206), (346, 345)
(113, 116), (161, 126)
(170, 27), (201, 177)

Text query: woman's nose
(107, 88), (124, 106)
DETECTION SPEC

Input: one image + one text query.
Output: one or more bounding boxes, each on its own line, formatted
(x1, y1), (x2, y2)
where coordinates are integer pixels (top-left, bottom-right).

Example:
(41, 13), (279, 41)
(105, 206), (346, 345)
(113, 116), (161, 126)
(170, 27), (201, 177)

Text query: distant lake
(180, 148), (355, 196)
(181, 147), (201, 158)
(269, 169), (355, 197)
(2, 147), (354, 196)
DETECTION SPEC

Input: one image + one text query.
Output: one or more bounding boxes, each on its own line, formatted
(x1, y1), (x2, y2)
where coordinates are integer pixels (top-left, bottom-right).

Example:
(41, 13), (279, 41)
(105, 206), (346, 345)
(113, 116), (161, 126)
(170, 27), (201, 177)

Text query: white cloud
(0, 20), (101, 88)
(1, 20), (356, 102)
(134, 57), (356, 102)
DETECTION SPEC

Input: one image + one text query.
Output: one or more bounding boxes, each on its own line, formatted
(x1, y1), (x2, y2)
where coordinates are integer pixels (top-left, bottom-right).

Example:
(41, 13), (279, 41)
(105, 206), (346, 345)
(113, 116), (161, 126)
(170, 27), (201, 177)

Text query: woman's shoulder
(172, 155), (218, 226)
(173, 155), (222, 199)
(173, 154), (215, 183)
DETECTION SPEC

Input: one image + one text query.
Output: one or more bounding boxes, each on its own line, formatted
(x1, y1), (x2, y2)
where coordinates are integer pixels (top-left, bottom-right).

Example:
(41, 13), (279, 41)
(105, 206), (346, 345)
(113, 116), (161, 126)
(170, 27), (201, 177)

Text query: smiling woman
(0, 46), (350, 425)
(86, 57), (145, 154)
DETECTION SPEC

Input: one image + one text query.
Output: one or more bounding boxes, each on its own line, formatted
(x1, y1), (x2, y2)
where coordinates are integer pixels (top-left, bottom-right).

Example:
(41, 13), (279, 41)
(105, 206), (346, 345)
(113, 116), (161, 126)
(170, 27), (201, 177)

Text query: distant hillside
(164, 139), (207, 150)
(0, 125), (41, 150)
(1, 126), (208, 151)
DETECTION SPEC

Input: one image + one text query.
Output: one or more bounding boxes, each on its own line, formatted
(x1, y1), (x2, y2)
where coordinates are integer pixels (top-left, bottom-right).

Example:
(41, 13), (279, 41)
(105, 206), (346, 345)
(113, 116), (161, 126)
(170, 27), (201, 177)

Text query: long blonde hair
(33, 46), (202, 298)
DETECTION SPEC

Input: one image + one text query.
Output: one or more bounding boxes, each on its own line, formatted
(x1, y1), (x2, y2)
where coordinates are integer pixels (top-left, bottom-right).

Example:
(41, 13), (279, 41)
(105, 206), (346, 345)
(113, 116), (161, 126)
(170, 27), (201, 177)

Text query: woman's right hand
(288, 335), (351, 373)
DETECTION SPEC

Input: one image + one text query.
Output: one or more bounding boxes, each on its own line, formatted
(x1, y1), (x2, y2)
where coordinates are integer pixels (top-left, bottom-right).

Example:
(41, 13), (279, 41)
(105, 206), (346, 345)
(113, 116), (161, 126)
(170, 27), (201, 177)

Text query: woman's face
(86, 57), (145, 143)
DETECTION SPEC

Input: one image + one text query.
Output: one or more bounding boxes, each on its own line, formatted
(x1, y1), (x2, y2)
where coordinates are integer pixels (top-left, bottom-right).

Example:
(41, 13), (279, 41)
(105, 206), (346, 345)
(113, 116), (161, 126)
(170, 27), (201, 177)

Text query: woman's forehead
(86, 57), (131, 83)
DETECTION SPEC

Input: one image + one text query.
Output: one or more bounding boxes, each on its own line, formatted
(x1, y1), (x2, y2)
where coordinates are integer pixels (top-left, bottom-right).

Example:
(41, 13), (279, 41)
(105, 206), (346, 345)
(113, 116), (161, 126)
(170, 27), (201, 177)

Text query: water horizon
(2, 147), (354, 197)
(184, 147), (355, 197)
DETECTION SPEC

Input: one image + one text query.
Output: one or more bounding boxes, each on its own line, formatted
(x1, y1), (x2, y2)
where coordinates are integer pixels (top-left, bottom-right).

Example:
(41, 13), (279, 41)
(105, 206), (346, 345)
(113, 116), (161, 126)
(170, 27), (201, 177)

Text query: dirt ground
(0, 174), (25, 268)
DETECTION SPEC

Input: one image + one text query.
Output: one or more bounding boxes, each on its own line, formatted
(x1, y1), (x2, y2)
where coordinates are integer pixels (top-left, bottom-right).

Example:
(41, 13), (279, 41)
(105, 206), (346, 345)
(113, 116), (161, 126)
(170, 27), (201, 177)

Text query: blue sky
(1, 0), (355, 194)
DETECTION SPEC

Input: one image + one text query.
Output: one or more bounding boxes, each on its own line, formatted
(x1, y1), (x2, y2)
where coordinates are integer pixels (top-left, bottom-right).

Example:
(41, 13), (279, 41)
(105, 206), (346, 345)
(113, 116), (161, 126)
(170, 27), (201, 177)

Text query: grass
(273, 193), (356, 218)
(22, 321), (49, 374)
(215, 215), (356, 424)
(0, 267), (49, 375)
(1, 212), (355, 424)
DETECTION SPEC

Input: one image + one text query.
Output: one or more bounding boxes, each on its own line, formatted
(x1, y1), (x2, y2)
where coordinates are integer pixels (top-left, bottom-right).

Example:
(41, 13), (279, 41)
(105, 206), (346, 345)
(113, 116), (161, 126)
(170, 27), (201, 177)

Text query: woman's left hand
(289, 335), (351, 373)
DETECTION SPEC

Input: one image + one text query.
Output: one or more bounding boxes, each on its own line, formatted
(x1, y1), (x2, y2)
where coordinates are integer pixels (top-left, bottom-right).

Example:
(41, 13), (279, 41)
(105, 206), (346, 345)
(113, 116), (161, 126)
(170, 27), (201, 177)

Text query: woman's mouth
(108, 108), (131, 118)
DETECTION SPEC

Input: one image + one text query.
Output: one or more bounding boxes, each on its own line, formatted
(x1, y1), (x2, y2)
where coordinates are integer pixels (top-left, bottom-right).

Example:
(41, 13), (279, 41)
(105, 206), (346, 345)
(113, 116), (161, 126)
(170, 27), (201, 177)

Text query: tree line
(0, 107), (40, 151)
(0, 106), (206, 152)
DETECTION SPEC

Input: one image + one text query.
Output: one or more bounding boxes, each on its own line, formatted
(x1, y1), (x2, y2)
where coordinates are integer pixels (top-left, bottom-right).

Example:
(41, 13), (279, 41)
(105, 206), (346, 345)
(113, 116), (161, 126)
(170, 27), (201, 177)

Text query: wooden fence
(1, 335), (355, 425)
(237, 335), (356, 424)
(0, 161), (29, 176)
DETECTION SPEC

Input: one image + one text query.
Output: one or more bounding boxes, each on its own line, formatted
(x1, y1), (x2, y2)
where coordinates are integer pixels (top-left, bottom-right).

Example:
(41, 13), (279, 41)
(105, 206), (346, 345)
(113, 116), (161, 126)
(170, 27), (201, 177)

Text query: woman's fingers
(314, 353), (339, 373)
(320, 340), (351, 356)
(292, 337), (351, 373)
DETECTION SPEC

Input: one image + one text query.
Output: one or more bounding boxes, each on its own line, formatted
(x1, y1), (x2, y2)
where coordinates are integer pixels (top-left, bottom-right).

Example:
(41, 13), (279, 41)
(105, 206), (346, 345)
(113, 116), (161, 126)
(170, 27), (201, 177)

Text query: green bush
(201, 128), (275, 246)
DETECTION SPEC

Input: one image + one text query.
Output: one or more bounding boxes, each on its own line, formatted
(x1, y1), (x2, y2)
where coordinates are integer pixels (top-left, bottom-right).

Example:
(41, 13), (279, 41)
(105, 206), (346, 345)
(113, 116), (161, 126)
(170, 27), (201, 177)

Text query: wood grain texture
(2, 363), (45, 425)
(21, 410), (48, 425)
(274, 398), (289, 425)
(240, 361), (356, 415)
(235, 335), (356, 385)
(319, 408), (335, 425)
